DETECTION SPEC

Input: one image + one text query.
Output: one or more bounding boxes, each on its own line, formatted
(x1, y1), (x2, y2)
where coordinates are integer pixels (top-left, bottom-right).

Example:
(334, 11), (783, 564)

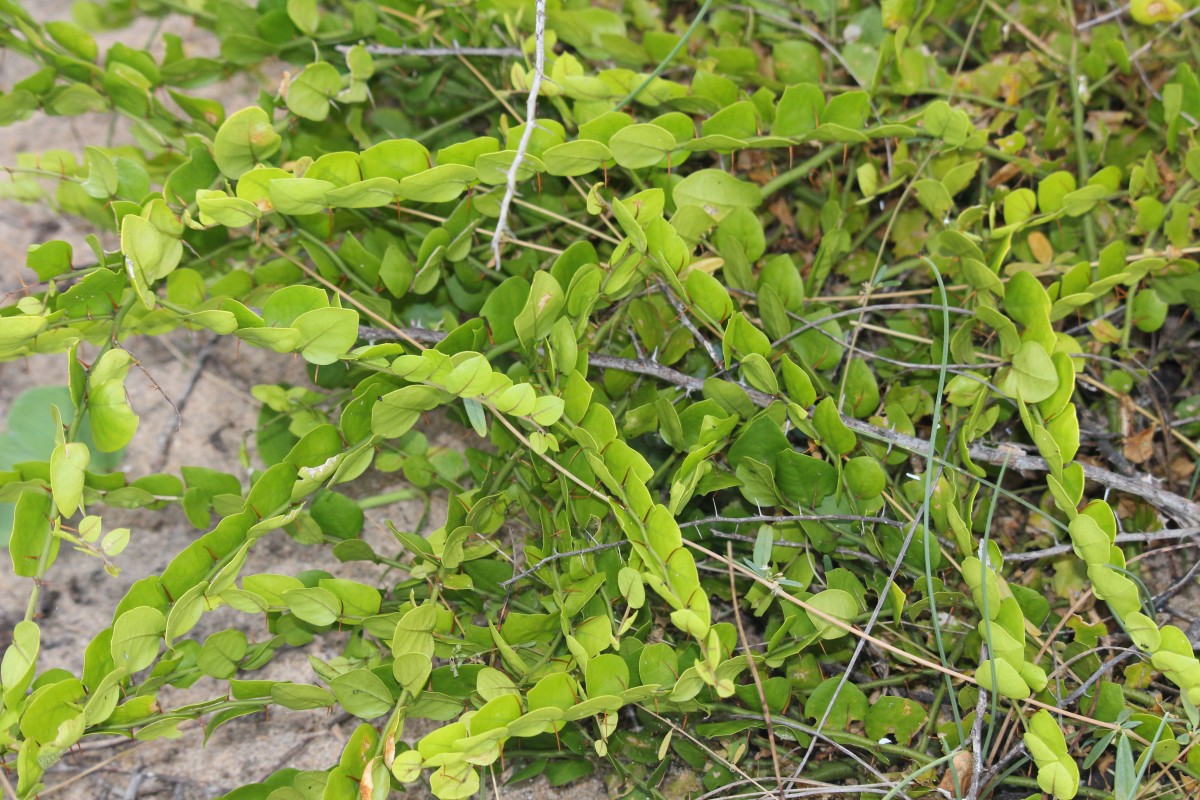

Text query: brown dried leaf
(987, 161), (1022, 188)
(1170, 456), (1196, 482)
(1123, 425), (1157, 464)
(938, 749), (974, 796)
(768, 197), (797, 232)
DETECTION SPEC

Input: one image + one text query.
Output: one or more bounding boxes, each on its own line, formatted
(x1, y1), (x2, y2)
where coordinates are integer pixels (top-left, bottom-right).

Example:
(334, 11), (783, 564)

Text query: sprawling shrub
(3, 0), (1200, 797)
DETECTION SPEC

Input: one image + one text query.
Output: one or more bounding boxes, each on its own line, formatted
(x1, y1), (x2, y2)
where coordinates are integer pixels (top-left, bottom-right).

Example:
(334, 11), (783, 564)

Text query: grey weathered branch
(356, 324), (1200, 526)
(499, 541), (623, 587)
(589, 353), (1200, 525)
(491, 0), (546, 269)
(334, 43), (522, 58)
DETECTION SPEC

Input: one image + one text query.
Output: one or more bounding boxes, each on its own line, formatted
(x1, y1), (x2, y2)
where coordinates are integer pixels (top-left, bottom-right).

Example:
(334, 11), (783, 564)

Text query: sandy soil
(0, 5), (606, 798)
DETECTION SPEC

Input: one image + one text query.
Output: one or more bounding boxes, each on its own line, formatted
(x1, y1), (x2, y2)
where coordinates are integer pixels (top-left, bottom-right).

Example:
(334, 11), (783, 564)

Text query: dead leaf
(987, 161), (1021, 188)
(1027, 231), (1053, 264)
(768, 197), (798, 232)
(1123, 425), (1157, 464)
(1170, 456), (1196, 482)
(938, 749), (974, 796)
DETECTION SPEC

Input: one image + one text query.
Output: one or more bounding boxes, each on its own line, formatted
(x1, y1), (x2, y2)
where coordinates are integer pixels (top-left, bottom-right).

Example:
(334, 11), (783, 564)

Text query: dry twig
(490, 0), (546, 269)
(356, 324), (1200, 525)
(335, 43), (521, 58)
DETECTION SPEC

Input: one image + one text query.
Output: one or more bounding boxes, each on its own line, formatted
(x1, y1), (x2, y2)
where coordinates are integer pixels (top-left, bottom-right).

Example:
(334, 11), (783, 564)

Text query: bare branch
(657, 279), (723, 367)
(964, 646), (989, 800)
(680, 513), (903, 530)
(1005, 527), (1200, 563)
(335, 43), (521, 58)
(355, 324), (1200, 525)
(499, 540), (623, 588)
(490, 0), (546, 269)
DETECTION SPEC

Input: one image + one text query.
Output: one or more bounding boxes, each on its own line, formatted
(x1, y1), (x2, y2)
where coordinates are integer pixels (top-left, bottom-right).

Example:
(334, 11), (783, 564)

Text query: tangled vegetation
(4, 0), (1200, 797)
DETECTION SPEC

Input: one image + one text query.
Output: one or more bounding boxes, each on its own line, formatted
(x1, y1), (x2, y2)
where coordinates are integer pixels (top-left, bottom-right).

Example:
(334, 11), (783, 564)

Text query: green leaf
(542, 140), (612, 176)
(842, 359), (879, 418)
(110, 606), (165, 672)
(722, 312), (771, 362)
(121, 213), (182, 308)
(1132, 289), (1168, 332)
(197, 629), (247, 678)
(9, 491), (55, 578)
(772, 83), (824, 138)
(1007, 341), (1059, 404)
(196, 190), (261, 228)
(1131, 0), (1183, 24)
(270, 682), (336, 710)
(362, 139), (430, 181)
(393, 652), (433, 695)
(286, 62), (341, 122)
(329, 669), (394, 719)
(821, 91), (869, 130)
(914, 179), (953, 219)
(50, 442), (90, 518)
(618, 567), (645, 609)
(513, 272), (564, 349)
(804, 677), (868, 730)
(213, 107), (282, 180)
(1003, 188), (1038, 225)
(1, 620), (40, 708)
(1005, 271), (1051, 329)
(608, 123), (676, 169)
(46, 20), (98, 60)
(398, 164), (476, 203)
(283, 587), (341, 626)
(293, 307), (360, 365)
(268, 177), (334, 215)
(844, 456), (886, 500)
(89, 380), (140, 452)
(807, 589), (856, 639)
(865, 697), (927, 744)
(976, 657), (1030, 699)
(1024, 709), (1080, 799)
(27, 240), (73, 280)
(813, 397), (856, 456)
(1038, 171), (1077, 213)
(319, 578), (381, 617)
(287, 0), (319, 35)
(780, 356), (816, 406)
(672, 170), (762, 220)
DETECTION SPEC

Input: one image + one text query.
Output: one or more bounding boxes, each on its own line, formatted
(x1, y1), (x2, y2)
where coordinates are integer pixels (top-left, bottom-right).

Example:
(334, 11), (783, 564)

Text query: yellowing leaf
(1131, 0), (1183, 24)
(213, 107), (282, 179)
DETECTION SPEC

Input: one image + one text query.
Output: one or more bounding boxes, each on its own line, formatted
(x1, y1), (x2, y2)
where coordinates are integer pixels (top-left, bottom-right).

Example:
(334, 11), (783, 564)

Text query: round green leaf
(672, 169), (762, 220)
(89, 380), (140, 453)
(213, 107), (282, 179)
(608, 123), (676, 169)
(286, 62), (341, 122)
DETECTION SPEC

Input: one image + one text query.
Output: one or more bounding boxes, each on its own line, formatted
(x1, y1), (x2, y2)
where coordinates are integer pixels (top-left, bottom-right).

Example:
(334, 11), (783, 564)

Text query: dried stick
(726, 541), (784, 798)
(1006, 527), (1200, 563)
(499, 540), (624, 587)
(355, 325), (1200, 525)
(964, 646), (989, 800)
(490, 0), (546, 269)
(334, 43), (521, 58)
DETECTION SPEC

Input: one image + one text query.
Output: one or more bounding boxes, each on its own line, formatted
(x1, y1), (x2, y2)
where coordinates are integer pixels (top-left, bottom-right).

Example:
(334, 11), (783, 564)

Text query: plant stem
(759, 146), (840, 197)
(358, 488), (423, 510)
(612, 0), (715, 110)
(25, 296), (136, 623)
